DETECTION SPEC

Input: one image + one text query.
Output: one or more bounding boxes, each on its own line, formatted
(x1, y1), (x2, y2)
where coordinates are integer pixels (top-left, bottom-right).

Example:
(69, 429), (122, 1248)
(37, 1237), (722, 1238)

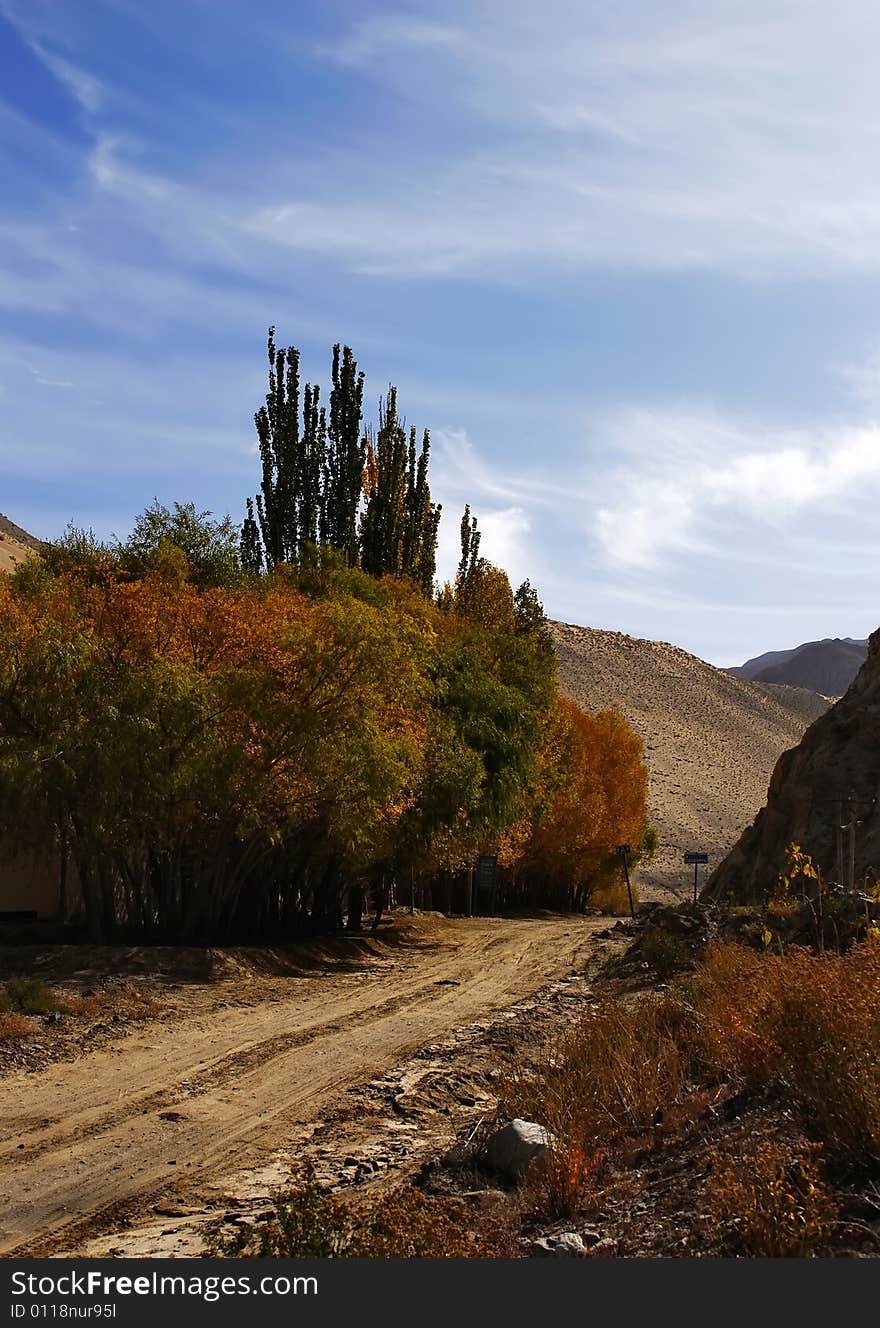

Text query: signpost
(684, 851), (709, 904)
(473, 854), (497, 915)
(615, 844), (635, 918)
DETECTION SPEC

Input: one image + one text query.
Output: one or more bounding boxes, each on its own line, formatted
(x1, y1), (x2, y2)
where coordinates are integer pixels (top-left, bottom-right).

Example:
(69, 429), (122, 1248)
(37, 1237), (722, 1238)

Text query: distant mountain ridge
(728, 637), (868, 697)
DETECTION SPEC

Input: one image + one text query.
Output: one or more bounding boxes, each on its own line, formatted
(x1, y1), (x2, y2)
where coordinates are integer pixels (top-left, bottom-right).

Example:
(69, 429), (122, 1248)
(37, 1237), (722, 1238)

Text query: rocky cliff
(706, 626), (880, 899)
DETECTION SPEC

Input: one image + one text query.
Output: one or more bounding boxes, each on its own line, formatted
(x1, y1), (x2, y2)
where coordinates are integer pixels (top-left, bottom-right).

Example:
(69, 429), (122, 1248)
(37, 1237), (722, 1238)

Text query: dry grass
(685, 941), (880, 1163)
(64, 983), (161, 1019)
(205, 1165), (499, 1258)
(0, 1012), (32, 1040)
(502, 936), (880, 1231)
(502, 997), (690, 1215)
(0, 976), (160, 1029)
(0, 977), (65, 1015)
(704, 1139), (837, 1257)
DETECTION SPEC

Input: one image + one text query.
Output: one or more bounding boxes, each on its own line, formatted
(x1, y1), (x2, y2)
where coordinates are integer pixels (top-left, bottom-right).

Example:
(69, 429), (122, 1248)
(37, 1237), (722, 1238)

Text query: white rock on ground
(484, 1118), (554, 1181)
(530, 1232), (586, 1257)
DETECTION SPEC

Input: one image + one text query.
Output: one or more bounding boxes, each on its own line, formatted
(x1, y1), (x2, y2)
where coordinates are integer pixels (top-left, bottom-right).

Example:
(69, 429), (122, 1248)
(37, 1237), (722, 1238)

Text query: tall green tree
(360, 389), (408, 578)
(401, 425), (442, 595)
(253, 327), (301, 569)
(321, 344), (365, 566)
(360, 390), (440, 587)
(246, 330), (439, 594)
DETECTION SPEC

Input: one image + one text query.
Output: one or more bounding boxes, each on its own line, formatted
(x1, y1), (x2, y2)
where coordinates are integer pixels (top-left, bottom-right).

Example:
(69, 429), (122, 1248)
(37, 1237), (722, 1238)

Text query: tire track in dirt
(1, 915), (605, 1256)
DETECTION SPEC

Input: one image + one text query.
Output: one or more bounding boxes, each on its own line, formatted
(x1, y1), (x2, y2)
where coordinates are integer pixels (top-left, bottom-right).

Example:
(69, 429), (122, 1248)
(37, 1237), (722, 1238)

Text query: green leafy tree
(120, 500), (242, 587)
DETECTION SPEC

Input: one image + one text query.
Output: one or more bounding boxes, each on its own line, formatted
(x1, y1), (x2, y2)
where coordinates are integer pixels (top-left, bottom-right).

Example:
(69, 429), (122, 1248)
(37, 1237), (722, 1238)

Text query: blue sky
(3, 1), (880, 665)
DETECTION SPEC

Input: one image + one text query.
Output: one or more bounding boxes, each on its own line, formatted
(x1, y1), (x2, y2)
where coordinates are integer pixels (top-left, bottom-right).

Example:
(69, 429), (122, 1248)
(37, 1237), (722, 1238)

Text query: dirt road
(0, 914), (608, 1256)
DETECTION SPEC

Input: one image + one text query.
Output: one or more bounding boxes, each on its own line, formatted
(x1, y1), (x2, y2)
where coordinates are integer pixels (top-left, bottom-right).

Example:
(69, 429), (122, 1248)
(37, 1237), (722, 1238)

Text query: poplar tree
(360, 389), (408, 578)
(321, 345), (365, 566)
(253, 327), (301, 569)
(457, 505), (481, 584)
(244, 331), (440, 594)
(401, 426), (442, 596)
(360, 390), (441, 587)
(240, 498), (263, 574)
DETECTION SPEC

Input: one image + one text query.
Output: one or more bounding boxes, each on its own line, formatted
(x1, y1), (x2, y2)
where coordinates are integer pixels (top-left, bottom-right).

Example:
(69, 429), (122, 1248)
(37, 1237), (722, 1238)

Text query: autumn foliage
(0, 543), (648, 941)
(0, 330), (648, 941)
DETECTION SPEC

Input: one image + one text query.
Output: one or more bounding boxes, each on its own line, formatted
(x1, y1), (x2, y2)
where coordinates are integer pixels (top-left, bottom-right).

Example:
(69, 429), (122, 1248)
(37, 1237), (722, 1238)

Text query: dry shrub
(766, 898), (800, 922)
(525, 1139), (605, 1220)
(687, 941), (880, 1163)
(66, 983), (161, 1020)
(683, 943), (782, 1085)
(0, 1012), (32, 1040)
(504, 997), (690, 1216)
(704, 1140), (837, 1257)
(590, 880), (639, 916)
(639, 928), (690, 978)
(0, 976), (159, 1023)
(0, 977), (63, 1015)
(346, 1186), (492, 1257)
(206, 1166), (494, 1258)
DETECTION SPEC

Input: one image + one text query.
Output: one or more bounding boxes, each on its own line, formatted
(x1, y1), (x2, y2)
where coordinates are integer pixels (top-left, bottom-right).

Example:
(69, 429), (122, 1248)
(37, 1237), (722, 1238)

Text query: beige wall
(0, 848), (65, 917)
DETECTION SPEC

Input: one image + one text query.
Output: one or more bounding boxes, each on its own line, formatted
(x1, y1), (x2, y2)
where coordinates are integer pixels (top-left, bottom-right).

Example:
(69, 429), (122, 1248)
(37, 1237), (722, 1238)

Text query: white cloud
(592, 409), (880, 568)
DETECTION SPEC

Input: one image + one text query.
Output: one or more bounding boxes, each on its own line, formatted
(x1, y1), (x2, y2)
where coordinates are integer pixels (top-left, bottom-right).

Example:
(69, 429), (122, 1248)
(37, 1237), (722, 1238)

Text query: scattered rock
(585, 1236), (619, 1257)
(484, 1118), (554, 1182)
(530, 1232), (586, 1257)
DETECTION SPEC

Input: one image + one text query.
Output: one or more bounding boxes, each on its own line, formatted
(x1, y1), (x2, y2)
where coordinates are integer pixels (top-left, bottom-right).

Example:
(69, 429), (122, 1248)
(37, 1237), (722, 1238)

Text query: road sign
(684, 851), (709, 904)
(474, 854), (497, 893)
(615, 844), (631, 856)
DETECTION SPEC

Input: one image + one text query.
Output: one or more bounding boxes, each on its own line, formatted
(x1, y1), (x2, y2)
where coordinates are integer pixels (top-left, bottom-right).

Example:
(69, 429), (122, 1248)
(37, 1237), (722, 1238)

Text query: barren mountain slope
(0, 512), (41, 574)
(552, 621), (829, 897)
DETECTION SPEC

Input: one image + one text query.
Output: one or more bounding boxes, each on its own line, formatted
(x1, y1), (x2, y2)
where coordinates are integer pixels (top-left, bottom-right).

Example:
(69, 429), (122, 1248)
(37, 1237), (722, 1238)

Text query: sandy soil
(0, 513), (40, 575)
(0, 912), (610, 1257)
(552, 621), (829, 898)
(0, 535), (34, 575)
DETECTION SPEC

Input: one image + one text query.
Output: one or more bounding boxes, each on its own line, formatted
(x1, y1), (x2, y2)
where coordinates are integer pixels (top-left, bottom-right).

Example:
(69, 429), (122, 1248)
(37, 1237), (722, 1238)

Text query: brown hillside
(0, 512), (41, 575)
(551, 621), (829, 898)
(707, 625), (880, 900)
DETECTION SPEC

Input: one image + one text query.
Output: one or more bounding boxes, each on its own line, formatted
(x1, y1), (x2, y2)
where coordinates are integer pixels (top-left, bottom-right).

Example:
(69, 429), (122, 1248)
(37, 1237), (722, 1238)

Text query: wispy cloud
(28, 42), (102, 113)
(593, 409), (880, 569)
(322, 16), (468, 67)
(275, 1), (880, 278)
